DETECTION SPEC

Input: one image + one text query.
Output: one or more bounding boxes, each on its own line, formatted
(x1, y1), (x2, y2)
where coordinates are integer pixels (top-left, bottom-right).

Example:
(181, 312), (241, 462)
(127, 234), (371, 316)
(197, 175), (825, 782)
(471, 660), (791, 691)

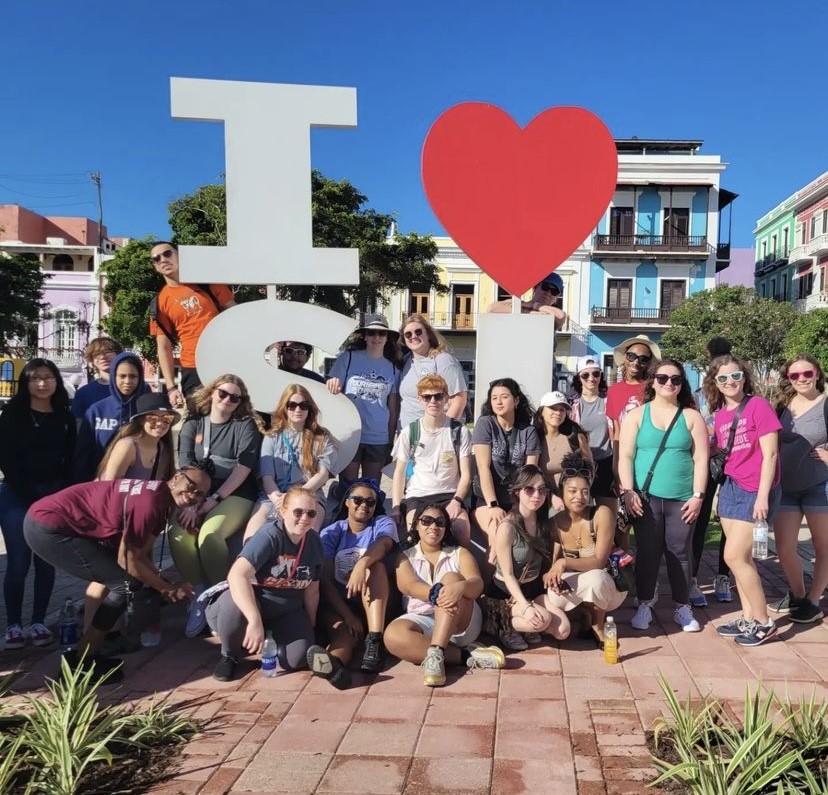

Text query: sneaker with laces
(734, 619), (777, 647)
(673, 604), (701, 632)
(789, 600), (824, 624)
(4, 624), (25, 650)
(27, 622), (55, 647)
(768, 591), (804, 614)
(688, 578), (707, 608)
(184, 600), (207, 638)
(422, 646), (446, 687)
(523, 632), (542, 645)
(360, 633), (385, 673)
(717, 617), (748, 637)
(213, 654), (238, 682)
(631, 602), (654, 630)
(467, 645), (506, 670)
(713, 575), (733, 603)
(498, 630), (528, 651)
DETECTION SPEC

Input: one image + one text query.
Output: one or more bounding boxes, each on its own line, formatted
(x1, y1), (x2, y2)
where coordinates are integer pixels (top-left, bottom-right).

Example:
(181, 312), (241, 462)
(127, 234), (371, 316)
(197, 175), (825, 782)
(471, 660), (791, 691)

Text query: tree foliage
(784, 308), (828, 374)
(0, 253), (48, 356)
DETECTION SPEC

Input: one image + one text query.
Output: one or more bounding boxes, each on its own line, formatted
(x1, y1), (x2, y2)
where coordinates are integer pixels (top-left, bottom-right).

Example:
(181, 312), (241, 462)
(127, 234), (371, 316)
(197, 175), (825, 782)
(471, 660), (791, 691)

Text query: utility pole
(90, 171), (103, 250)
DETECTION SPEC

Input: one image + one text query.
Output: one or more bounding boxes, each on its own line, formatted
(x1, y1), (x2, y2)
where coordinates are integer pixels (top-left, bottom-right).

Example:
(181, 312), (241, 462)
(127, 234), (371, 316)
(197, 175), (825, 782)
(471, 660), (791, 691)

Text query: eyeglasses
(654, 374), (683, 386)
(418, 515), (448, 528)
(562, 467), (593, 480)
(625, 351), (651, 365)
(365, 329), (387, 337)
(28, 375), (57, 383)
(292, 507), (318, 520)
(580, 370), (601, 380)
(145, 414), (174, 426)
(715, 371), (744, 384)
(419, 392), (445, 403)
(216, 388), (242, 404)
(788, 370), (816, 381)
(404, 328), (424, 341)
(521, 485), (548, 497)
(282, 346), (307, 357)
(347, 496), (377, 508)
(539, 282), (561, 295)
(286, 400), (310, 412)
(151, 248), (175, 263)
(178, 470), (206, 497)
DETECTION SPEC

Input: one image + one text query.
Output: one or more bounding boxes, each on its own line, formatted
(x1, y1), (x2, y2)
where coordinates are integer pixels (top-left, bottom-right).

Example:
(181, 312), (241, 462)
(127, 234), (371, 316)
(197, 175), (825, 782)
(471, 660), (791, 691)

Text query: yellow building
(0, 357), (25, 400)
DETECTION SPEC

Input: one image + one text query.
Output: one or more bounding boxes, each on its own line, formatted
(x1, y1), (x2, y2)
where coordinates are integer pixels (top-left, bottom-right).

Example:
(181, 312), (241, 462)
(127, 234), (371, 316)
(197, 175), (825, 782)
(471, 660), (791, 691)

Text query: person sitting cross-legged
(384, 503), (505, 687)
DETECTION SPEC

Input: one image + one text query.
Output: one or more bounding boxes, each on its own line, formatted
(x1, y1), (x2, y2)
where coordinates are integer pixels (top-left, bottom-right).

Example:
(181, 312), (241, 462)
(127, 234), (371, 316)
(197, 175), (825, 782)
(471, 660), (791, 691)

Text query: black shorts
(591, 456), (615, 499)
(487, 576), (545, 601)
(352, 443), (391, 465)
(404, 492), (462, 516)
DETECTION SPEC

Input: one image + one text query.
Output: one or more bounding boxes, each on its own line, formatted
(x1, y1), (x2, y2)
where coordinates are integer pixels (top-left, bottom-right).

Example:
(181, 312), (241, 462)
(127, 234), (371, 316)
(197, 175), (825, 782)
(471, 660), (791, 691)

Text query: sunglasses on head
(151, 248), (174, 263)
(654, 373), (683, 386)
(539, 282), (561, 295)
(292, 507), (317, 519)
(286, 400), (310, 412)
(418, 514), (448, 529)
(625, 351), (651, 365)
(521, 485), (548, 497)
(580, 370), (601, 380)
(562, 467), (594, 480)
(365, 329), (387, 337)
(216, 387), (242, 404)
(347, 495), (377, 508)
(419, 392), (445, 403)
(788, 370), (816, 381)
(282, 346), (307, 356)
(404, 328), (424, 340)
(715, 371), (744, 384)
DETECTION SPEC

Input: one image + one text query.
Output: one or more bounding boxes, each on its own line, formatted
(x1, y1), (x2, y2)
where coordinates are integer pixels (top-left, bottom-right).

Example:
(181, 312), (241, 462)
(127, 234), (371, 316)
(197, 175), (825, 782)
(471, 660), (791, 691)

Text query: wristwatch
(210, 492), (223, 503)
(488, 500), (499, 509)
(692, 492), (705, 499)
(452, 495), (465, 506)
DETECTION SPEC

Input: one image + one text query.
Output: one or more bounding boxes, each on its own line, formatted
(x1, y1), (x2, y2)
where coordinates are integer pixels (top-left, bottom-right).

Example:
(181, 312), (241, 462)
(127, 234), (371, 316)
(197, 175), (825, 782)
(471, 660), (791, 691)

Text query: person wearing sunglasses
(606, 336), (661, 440)
(71, 337), (124, 420)
(702, 355), (781, 646)
(391, 375), (473, 546)
(485, 272), (567, 331)
(546, 453), (627, 650)
(0, 358), (75, 651)
(770, 354), (827, 625)
(486, 465), (570, 651)
(205, 486), (324, 682)
(385, 503), (505, 687)
(23, 466), (210, 681)
(271, 340), (325, 384)
(397, 313), (468, 428)
(148, 241), (235, 410)
(326, 314), (401, 483)
(243, 384), (335, 540)
(170, 373), (263, 638)
(618, 358), (709, 635)
(308, 480), (398, 686)
(569, 356), (616, 511)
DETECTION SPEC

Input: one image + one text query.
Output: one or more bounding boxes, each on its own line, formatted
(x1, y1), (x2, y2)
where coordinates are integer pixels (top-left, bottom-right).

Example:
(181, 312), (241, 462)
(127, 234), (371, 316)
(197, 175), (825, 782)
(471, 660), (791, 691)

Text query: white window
(54, 309), (78, 353)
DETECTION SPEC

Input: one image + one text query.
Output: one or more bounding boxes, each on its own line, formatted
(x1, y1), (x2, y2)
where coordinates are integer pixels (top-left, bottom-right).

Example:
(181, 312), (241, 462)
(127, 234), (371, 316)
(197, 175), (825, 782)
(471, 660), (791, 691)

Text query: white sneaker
(467, 645), (506, 670)
(713, 575), (733, 603)
(688, 578), (707, 607)
(422, 645), (446, 687)
(673, 604), (701, 632)
(498, 630), (529, 651)
(631, 602), (653, 630)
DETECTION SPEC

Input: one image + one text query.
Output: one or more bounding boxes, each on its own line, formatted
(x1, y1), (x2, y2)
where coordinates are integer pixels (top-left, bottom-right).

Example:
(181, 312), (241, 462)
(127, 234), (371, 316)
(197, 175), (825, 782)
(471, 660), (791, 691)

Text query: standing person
(689, 337), (734, 606)
(243, 384), (336, 539)
(391, 375), (473, 546)
(618, 358), (709, 634)
(770, 354), (827, 624)
(71, 337), (124, 419)
(170, 374), (262, 636)
(273, 341), (325, 384)
(397, 314), (468, 427)
(486, 272), (567, 331)
(472, 378), (541, 555)
(569, 356), (616, 511)
(704, 355), (781, 646)
(23, 467), (210, 680)
(206, 486), (324, 682)
(148, 241), (235, 408)
(326, 314), (400, 483)
(0, 359), (76, 650)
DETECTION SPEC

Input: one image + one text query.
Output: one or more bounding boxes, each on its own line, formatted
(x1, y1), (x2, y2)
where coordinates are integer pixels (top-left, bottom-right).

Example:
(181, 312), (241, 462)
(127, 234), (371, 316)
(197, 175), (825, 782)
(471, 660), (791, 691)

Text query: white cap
(575, 355), (601, 375)
(539, 390), (570, 409)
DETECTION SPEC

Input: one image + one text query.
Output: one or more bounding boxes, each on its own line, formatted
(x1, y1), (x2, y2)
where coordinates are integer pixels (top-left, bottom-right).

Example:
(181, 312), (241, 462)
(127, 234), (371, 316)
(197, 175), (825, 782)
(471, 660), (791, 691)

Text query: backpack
(149, 284), (223, 345)
(405, 418), (464, 482)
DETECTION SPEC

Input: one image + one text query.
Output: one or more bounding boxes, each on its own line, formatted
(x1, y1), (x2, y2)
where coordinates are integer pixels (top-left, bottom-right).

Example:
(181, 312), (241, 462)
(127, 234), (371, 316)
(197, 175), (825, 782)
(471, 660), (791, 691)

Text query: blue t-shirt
(320, 516), (399, 591)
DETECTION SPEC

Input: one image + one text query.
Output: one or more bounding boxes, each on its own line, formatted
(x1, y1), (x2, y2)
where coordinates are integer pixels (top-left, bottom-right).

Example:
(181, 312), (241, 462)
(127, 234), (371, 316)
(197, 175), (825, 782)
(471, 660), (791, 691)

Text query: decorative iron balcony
(591, 306), (674, 325)
(428, 312), (476, 330)
(594, 234), (711, 254)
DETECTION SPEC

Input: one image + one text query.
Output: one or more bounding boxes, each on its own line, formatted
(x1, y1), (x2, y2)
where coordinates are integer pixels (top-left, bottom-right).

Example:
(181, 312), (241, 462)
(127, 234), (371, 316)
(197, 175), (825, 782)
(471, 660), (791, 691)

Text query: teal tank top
(633, 404), (694, 500)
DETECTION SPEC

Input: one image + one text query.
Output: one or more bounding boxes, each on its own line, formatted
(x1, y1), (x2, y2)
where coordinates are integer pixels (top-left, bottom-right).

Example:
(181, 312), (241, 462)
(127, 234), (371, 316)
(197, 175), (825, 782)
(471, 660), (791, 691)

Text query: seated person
(391, 374), (472, 546)
(384, 503), (505, 687)
(486, 272), (567, 330)
(306, 480), (397, 688)
(205, 486), (323, 681)
(270, 340), (325, 384)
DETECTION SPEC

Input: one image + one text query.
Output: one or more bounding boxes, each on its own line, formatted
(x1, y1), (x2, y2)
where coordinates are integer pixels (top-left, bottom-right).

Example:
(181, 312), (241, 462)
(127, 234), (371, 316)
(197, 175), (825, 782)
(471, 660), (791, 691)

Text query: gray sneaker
(422, 646), (446, 687)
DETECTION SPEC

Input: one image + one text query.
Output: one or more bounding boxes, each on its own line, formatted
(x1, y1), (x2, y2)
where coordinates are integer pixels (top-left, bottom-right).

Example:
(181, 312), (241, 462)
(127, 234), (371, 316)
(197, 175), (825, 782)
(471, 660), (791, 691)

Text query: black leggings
(690, 476), (729, 578)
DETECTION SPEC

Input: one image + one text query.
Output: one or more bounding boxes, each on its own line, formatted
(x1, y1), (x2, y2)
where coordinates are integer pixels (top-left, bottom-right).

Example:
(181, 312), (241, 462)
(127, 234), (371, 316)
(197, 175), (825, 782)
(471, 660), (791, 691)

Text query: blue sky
(1, 2), (825, 248)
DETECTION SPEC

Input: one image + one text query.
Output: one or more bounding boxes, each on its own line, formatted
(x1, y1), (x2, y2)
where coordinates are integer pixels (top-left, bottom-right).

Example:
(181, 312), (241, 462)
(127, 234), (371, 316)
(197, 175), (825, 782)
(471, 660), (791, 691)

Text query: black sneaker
(360, 633), (385, 673)
(213, 654), (238, 682)
(306, 645), (351, 690)
(734, 620), (777, 647)
(789, 601), (824, 624)
(62, 650), (124, 683)
(768, 592), (804, 614)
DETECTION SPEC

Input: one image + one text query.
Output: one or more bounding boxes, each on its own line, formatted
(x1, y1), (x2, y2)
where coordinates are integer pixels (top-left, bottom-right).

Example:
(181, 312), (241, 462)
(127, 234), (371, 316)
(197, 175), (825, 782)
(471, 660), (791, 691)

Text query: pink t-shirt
(714, 396), (781, 492)
(606, 380), (646, 426)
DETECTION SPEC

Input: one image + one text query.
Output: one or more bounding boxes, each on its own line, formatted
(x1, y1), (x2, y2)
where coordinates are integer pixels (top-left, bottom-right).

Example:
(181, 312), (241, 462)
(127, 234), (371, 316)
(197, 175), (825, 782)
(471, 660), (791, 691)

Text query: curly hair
(189, 373), (258, 424)
(643, 358), (696, 408)
(480, 378), (535, 427)
(269, 384), (333, 476)
(774, 354), (825, 411)
(399, 313), (450, 355)
(556, 451), (595, 493)
(702, 354), (756, 413)
(404, 502), (457, 550)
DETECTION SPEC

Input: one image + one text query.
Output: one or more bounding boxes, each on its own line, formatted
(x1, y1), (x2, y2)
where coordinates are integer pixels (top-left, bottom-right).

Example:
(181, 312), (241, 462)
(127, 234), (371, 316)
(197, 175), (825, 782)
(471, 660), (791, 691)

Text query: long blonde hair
(95, 417), (175, 481)
(269, 384), (332, 475)
(399, 313), (450, 356)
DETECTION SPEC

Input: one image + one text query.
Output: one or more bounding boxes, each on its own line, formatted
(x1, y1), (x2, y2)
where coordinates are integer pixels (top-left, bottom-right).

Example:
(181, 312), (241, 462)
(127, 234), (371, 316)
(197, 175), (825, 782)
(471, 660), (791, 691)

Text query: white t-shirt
(398, 352), (467, 428)
(392, 418), (472, 498)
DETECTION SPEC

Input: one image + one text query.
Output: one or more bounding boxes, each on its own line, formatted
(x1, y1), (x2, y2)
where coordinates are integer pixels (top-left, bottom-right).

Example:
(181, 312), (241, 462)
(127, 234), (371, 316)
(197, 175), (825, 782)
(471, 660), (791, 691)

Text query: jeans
(0, 484), (55, 626)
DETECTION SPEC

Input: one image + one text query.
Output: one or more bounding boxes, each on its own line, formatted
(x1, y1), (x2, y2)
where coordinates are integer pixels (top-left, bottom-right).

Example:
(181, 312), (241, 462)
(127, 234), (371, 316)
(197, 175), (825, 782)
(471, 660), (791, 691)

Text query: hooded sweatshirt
(74, 352), (148, 479)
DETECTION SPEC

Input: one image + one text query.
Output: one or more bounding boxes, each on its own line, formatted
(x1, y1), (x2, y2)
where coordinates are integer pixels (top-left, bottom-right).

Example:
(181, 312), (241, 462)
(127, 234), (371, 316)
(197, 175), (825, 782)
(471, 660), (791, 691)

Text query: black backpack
(149, 284), (223, 345)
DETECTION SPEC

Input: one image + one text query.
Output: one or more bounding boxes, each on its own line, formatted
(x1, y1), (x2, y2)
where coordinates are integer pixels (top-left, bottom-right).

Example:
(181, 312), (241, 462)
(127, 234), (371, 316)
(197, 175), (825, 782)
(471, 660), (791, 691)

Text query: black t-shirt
(472, 415), (541, 506)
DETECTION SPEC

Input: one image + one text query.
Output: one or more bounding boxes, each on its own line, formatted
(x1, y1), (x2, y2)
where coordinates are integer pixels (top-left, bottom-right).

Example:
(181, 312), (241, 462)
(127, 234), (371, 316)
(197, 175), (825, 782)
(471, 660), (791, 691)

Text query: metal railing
(591, 306), (674, 324)
(754, 247), (790, 271)
(594, 234), (711, 253)
(428, 312), (476, 330)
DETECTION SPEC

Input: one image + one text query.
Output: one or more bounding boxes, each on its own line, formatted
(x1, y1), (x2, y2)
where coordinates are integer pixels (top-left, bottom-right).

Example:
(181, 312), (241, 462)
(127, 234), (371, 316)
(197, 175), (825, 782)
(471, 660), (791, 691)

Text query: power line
(0, 183), (89, 199)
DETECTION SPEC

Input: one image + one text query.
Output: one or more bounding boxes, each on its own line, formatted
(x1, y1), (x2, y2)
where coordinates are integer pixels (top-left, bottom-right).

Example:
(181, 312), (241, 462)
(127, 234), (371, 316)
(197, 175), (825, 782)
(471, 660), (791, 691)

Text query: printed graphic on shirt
(178, 293), (205, 318)
(260, 555), (314, 590)
(95, 417), (119, 432)
(333, 547), (365, 585)
(349, 370), (393, 404)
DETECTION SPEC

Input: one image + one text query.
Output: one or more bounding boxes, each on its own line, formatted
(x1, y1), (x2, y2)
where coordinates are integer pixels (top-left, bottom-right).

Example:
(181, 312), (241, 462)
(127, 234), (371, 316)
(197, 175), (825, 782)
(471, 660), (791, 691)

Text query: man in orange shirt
(149, 242), (235, 409)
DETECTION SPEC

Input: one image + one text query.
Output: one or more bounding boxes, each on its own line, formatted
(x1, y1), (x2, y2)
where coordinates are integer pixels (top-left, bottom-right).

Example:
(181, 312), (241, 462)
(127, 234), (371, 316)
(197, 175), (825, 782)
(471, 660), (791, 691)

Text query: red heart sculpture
(421, 103), (618, 297)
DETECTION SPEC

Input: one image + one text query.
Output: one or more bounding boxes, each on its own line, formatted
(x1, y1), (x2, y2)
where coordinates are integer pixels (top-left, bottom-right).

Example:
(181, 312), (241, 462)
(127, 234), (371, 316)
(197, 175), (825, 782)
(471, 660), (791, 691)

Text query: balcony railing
(594, 234), (711, 254)
(591, 306), (674, 325)
(789, 233), (828, 265)
(428, 312), (476, 330)
(755, 247), (790, 272)
(793, 291), (828, 313)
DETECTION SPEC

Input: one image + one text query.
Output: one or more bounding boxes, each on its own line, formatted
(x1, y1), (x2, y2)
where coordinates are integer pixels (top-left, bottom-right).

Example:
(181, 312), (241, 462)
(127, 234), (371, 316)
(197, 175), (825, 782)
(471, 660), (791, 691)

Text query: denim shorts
(717, 477), (780, 524)
(779, 479), (828, 513)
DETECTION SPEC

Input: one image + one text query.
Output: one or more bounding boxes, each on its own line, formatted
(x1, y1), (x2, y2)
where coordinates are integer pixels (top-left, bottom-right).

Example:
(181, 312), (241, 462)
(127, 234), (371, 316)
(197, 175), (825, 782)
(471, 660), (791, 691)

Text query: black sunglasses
(580, 370), (602, 380)
(420, 392), (445, 402)
(151, 248), (175, 263)
(625, 351), (652, 365)
(419, 515), (448, 529)
(347, 495), (377, 508)
(178, 469), (206, 497)
(404, 328), (424, 340)
(540, 282), (561, 295)
(654, 374), (683, 386)
(286, 401), (310, 412)
(292, 508), (318, 519)
(365, 329), (387, 337)
(216, 387), (242, 404)
(788, 370), (816, 381)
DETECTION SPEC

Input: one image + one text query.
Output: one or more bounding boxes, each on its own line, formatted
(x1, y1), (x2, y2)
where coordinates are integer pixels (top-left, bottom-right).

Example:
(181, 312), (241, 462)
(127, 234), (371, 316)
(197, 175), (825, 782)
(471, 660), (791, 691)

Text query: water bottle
(753, 520), (769, 560)
(261, 630), (278, 677)
(140, 623), (162, 648)
(59, 598), (79, 652)
(603, 616), (618, 665)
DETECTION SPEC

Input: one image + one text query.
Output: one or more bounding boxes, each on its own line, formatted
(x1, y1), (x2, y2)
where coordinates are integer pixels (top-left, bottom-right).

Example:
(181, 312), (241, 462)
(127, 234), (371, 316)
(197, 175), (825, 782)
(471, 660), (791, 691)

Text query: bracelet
(428, 583), (443, 606)
(452, 495), (464, 506)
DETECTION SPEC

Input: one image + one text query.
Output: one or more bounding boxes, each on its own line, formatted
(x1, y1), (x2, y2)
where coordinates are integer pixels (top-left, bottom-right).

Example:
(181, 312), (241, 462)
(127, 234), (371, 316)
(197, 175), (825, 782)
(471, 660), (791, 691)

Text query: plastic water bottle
(753, 520), (769, 560)
(261, 631), (278, 677)
(140, 623), (162, 648)
(59, 598), (79, 652)
(603, 616), (618, 665)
